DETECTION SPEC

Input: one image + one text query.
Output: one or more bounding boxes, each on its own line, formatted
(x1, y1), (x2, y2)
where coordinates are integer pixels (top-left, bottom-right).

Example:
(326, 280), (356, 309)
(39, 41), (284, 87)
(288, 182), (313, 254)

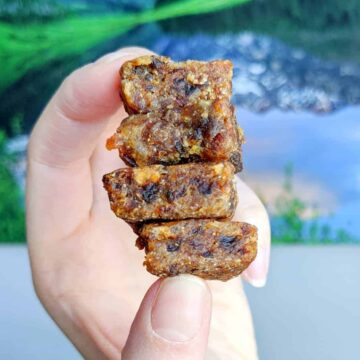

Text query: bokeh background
(1, 0), (359, 244)
(0, 1), (359, 359)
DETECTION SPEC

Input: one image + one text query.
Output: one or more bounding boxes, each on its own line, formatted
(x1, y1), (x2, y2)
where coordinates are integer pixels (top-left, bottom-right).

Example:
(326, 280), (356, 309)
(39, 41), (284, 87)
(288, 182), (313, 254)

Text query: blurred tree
(156, 0), (360, 32)
(156, 0), (360, 68)
(0, 0), (67, 22)
(82, 0), (156, 12)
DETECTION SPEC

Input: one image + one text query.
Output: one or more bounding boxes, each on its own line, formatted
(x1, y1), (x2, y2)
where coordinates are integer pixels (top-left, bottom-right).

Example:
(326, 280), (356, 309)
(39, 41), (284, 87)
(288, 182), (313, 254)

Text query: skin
(26, 47), (271, 360)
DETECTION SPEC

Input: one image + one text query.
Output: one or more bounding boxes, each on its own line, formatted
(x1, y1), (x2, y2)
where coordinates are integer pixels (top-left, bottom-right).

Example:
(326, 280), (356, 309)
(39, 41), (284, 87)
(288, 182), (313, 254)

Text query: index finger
(234, 177), (271, 287)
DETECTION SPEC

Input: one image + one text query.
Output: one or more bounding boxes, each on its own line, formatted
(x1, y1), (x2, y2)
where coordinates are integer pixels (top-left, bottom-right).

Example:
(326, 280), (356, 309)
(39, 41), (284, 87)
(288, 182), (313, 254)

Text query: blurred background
(0, 0), (359, 359)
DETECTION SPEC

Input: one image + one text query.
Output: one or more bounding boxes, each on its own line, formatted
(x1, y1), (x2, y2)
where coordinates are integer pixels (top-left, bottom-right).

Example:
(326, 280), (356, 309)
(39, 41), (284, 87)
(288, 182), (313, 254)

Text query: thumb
(122, 275), (212, 360)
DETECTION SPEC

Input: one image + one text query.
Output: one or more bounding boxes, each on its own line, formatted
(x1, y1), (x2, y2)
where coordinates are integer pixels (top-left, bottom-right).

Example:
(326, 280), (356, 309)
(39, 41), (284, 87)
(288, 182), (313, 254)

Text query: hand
(26, 47), (271, 360)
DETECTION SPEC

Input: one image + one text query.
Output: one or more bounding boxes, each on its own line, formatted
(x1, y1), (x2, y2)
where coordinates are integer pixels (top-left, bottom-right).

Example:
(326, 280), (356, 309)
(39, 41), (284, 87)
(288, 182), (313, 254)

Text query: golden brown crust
(106, 99), (243, 172)
(119, 55), (233, 114)
(138, 219), (257, 281)
(103, 162), (237, 223)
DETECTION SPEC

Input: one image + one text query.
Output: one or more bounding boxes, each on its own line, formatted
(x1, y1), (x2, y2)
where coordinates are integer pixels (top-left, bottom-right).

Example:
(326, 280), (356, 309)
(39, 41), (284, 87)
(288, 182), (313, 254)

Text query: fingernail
(151, 275), (208, 342)
(243, 247), (268, 288)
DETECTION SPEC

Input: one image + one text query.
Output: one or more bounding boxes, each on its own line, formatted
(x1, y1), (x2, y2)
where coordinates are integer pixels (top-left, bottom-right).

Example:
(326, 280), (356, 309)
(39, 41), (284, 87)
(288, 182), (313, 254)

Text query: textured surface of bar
(120, 55), (233, 114)
(136, 219), (257, 281)
(107, 99), (243, 172)
(103, 162), (237, 223)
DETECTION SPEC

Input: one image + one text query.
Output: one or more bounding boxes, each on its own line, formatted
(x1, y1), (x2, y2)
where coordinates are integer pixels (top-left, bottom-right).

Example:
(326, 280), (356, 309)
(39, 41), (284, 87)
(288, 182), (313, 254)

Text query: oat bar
(120, 55), (233, 114)
(102, 162), (237, 223)
(107, 99), (243, 171)
(136, 219), (257, 281)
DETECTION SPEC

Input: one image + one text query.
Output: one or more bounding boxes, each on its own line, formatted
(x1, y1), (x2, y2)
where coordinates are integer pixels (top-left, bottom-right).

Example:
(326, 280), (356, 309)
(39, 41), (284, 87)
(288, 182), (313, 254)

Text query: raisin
(191, 227), (201, 235)
(191, 178), (213, 195)
(145, 84), (155, 92)
(152, 57), (164, 69)
(199, 182), (212, 195)
(166, 186), (186, 202)
(169, 264), (178, 275)
(219, 235), (237, 249)
(193, 128), (203, 141)
(114, 183), (122, 190)
(121, 152), (137, 167)
(144, 73), (153, 81)
(141, 183), (159, 203)
(173, 78), (185, 89)
(175, 140), (185, 154)
(190, 238), (205, 251)
(133, 66), (145, 76)
(184, 83), (197, 96)
(166, 240), (181, 252)
(200, 117), (209, 128)
(202, 251), (213, 258)
(165, 191), (175, 202)
(173, 78), (197, 97)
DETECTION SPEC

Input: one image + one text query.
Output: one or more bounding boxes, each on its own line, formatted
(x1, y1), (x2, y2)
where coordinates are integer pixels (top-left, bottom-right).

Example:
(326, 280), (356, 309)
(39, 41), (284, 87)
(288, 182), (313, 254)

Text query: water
(238, 107), (360, 238)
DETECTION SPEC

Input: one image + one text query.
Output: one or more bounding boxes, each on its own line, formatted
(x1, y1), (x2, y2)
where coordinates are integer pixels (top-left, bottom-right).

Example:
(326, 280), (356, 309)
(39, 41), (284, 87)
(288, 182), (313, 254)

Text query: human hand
(26, 47), (271, 360)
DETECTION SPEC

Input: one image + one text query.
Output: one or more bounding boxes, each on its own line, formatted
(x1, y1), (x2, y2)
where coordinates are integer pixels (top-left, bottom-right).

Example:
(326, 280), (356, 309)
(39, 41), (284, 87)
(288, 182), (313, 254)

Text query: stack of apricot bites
(103, 55), (257, 281)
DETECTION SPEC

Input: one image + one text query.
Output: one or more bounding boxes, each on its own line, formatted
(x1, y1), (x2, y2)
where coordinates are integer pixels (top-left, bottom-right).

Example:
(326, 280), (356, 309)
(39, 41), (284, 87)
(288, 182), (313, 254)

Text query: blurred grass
(270, 165), (358, 244)
(0, 0), (251, 93)
(0, 130), (25, 243)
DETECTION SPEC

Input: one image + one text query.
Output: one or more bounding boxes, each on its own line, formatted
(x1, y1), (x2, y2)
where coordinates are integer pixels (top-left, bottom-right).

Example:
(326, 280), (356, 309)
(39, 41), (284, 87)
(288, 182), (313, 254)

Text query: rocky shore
(151, 31), (360, 113)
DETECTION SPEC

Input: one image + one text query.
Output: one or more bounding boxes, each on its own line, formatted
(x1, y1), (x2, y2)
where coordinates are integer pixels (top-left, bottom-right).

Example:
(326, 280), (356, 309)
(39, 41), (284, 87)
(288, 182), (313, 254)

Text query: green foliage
(0, 130), (26, 243)
(271, 164), (358, 244)
(0, 0), (251, 93)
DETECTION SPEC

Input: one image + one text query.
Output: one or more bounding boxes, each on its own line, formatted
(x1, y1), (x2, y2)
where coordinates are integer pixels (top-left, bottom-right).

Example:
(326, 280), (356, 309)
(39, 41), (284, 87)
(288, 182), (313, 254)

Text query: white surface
(244, 246), (360, 360)
(0, 245), (359, 359)
(0, 246), (80, 360)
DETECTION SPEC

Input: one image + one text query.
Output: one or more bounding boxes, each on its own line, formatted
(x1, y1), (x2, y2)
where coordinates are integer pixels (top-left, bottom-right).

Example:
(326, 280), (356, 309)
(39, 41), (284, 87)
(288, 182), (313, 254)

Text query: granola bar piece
(120, 55), (233, 114)
(102, 162), (237, 223)
(136, 219), (257, 281)
(107, 99), (243, 172)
